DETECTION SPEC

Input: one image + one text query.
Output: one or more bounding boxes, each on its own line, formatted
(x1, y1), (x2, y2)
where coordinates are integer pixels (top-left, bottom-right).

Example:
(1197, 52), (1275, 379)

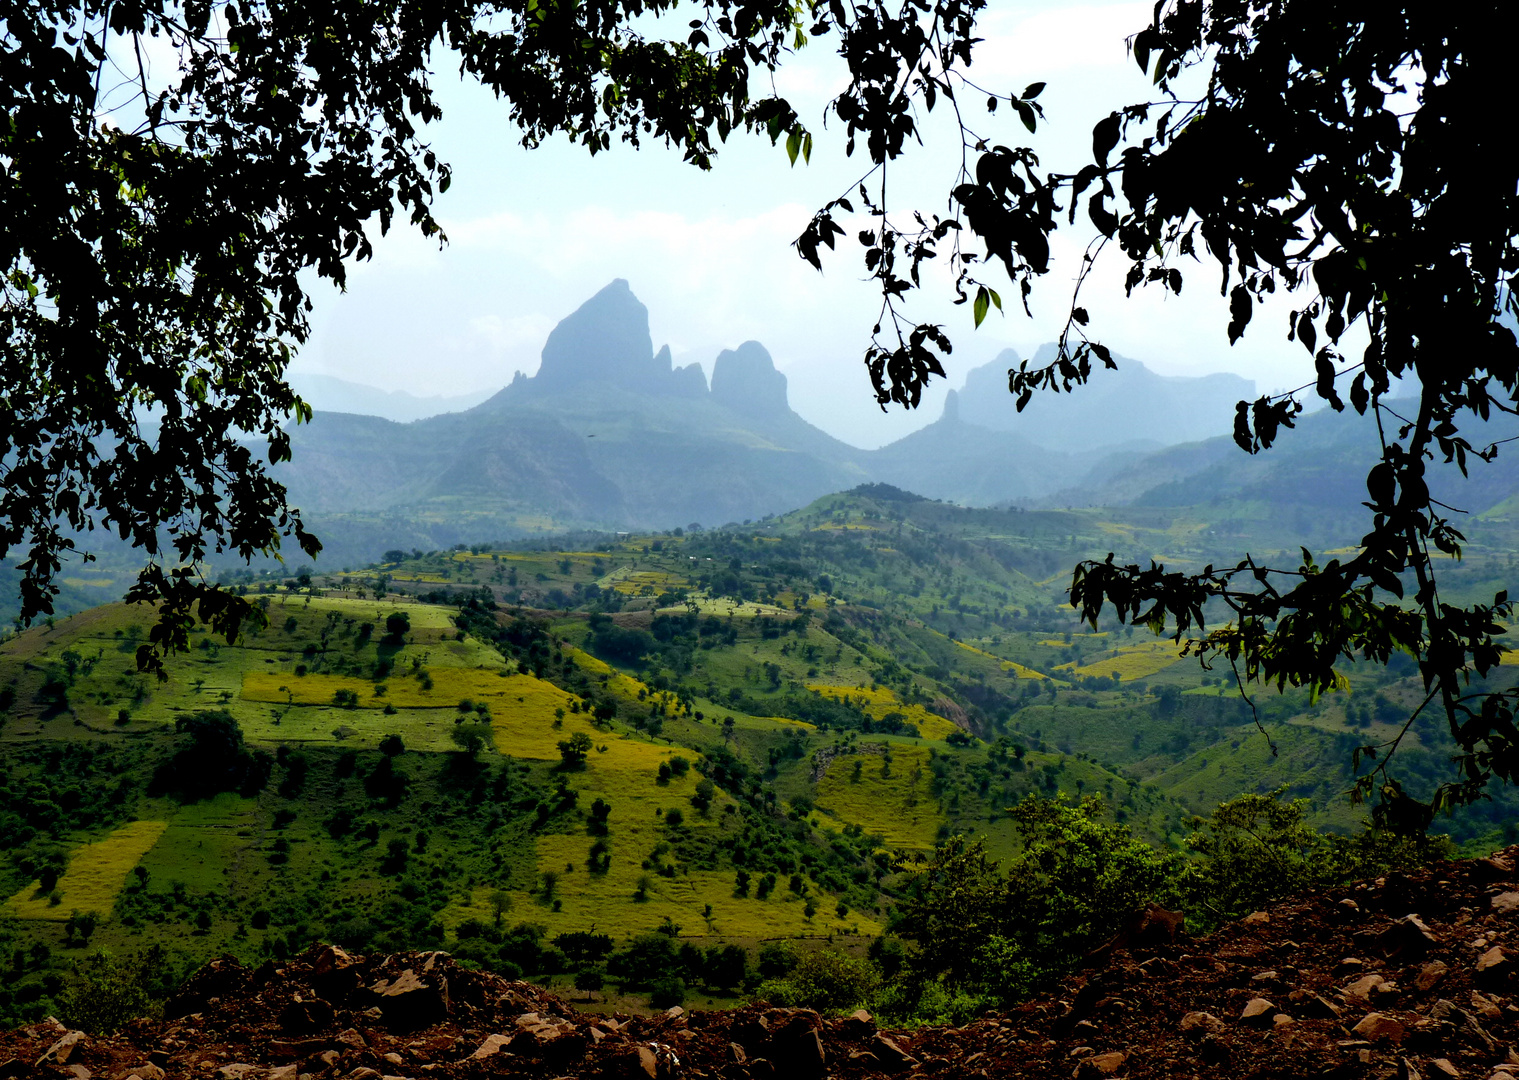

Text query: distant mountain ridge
(273, 280), (1318, 563)
(287, 373), (496, 423)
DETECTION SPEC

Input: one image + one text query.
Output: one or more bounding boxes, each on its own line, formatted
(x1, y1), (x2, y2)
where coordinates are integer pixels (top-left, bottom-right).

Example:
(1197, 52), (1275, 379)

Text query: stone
(1471, 991), (1503, 1020)
(843, 1009), (875, 1038)
(1335, 958), (1366, 977)
(727, 1043), (747, 1064)
(769, 1015), (826, 1078)
(266, 1069), (297, 1080)
(1351, 1012), (1407, 1044)
(1179, 1012), (1224, 1037)
(871, 1034), (917, 1072)
(371, 969), (449, 1031)
(215, 1066), (263, 1080)
(1381, 915), (1439, 961)
(632, 1046), (658, 1080)
(66, 1066), (90, 1080)
(1240, 998), (1277, 1026)
(1242, 911), (1271, 926)
(1075, 1051), (1126, 1079)
(39, 1031), (87, 1067)
(1399, 1059), (1421, 1080)
(335, 1029), (366, 1052)
(1273, 1014), (1295, 1028)
(345, 1070), (380, 1080)
(1477, 947), (1512, 983)
(1418, 961), (1450, 991)
(1492, 892), (1519, 915)
(130, 1066), (167, 1080)
(1474, 853), (1515, 880)
(1344, 974), (1397, 1002)
(1301, 994), (1343, 1020)
(1338, 898), (1362, 917)
(470, 1034), (513, 1061)
(1430, 1059), (1460, 1078)
(663, 1006), (684, 1019)
(277, 997), (335, 1034)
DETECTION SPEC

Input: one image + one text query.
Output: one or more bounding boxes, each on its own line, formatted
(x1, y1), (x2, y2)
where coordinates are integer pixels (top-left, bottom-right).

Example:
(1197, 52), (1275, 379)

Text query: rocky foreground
(8, 847), (1519, 1080)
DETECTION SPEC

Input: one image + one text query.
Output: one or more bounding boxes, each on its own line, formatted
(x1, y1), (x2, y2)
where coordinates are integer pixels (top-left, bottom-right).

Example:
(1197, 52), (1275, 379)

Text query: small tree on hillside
(558, 731), (594, 770)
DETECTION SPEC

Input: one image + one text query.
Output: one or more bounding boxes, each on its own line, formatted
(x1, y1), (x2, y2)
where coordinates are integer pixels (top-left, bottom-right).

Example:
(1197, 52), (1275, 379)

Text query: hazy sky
(293, 1), (1327, 448)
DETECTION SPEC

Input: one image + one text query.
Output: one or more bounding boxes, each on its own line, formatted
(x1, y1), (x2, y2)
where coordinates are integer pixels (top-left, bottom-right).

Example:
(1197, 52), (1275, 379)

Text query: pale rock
(39, 1031), (87, 1067)
(633, 1046), (658, 1080)
(336, 1029), (366, 1052)
(663, 1006), (684, 1019)
(1477, 947), (1512, 982)
(1075, 1051), (1126, 1079)
(1418, 961), (1450, 991)
(215, 1067), (263, 1080)
(871, 1034), (917, 1072)
(1431, 1059), (1460, 1078)
(1492, 892), (1519, 916)
(382, 1053), (404, 1067)
(1273, 1014), (1295, 1028)
(1471, 991), (1503, 1020)
(470, 1034), (513, 1061)
(1335, 958), (1366, 977)
(1179, 1012), (1224, 1037)
(843, 1009), (875, 1038)
(67, 1066), (91, 1080)
(266, 1069), (297, 1080)
(1240, 998), (1277, 1026)
(1344, 974), (1398, 1002)
(1351, 1012), (1407, 1044)
(1243, 911), (1271, 925)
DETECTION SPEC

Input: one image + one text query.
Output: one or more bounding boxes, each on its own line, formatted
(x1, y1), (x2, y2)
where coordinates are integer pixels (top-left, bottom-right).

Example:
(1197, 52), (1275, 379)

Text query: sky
(291, 1), (1329, 449)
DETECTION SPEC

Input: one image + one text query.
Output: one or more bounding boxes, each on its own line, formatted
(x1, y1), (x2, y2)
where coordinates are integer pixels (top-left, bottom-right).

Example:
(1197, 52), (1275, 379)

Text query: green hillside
(2, 485), (1514, 1025)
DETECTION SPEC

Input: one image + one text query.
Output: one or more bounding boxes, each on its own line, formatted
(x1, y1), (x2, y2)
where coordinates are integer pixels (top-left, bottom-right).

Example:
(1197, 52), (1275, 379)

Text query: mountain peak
(711, 341), (789, 418)
(532, 279), (664, 393)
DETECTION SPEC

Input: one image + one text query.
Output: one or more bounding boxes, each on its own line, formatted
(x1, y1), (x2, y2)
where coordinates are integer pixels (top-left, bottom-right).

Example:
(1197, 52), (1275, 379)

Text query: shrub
(649, 976), (686, 1009)
(756, 949), (878, 1013)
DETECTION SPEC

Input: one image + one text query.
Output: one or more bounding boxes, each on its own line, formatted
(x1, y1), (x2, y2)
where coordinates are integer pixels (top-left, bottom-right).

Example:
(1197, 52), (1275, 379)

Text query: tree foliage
(894, 795), (1173, 1002)
(7, 0), (1516, 825)
(1054, 2), (1519, 823)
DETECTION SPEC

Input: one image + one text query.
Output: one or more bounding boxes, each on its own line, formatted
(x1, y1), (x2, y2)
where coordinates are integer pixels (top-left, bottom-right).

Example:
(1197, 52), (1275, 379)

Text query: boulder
(370, 968), (449, 1030)
(1344, 974), (1398, 1003)
(1075, 1051), (1127, 1079)
(1240, 998), (1276, 1026)
(277, 997), (335, 1034)
(1179, 1012), (1224, 1038)
(1492, 892), (1519, 915)
(871, 1034), (918, 1072)
(842, 1009), (875, 1038)
(1380, 915), (1438, 961)
(470, 1034), (513, 1061)
(37, 1031), (86, 1067)
(1417, 961), (1450, 992)
(768, 1014), (826, 1078)
(1476, 947), (1512, 985)
(1351, 1013), (1407, 1044)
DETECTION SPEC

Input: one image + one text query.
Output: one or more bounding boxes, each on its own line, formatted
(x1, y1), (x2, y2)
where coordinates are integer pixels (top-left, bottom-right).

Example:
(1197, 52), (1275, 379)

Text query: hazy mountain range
(274, 279), (1518, 564)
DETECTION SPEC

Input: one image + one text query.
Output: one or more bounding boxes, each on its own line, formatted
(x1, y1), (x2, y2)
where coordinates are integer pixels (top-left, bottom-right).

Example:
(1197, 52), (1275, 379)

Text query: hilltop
(7, 846), (1519, 1080)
